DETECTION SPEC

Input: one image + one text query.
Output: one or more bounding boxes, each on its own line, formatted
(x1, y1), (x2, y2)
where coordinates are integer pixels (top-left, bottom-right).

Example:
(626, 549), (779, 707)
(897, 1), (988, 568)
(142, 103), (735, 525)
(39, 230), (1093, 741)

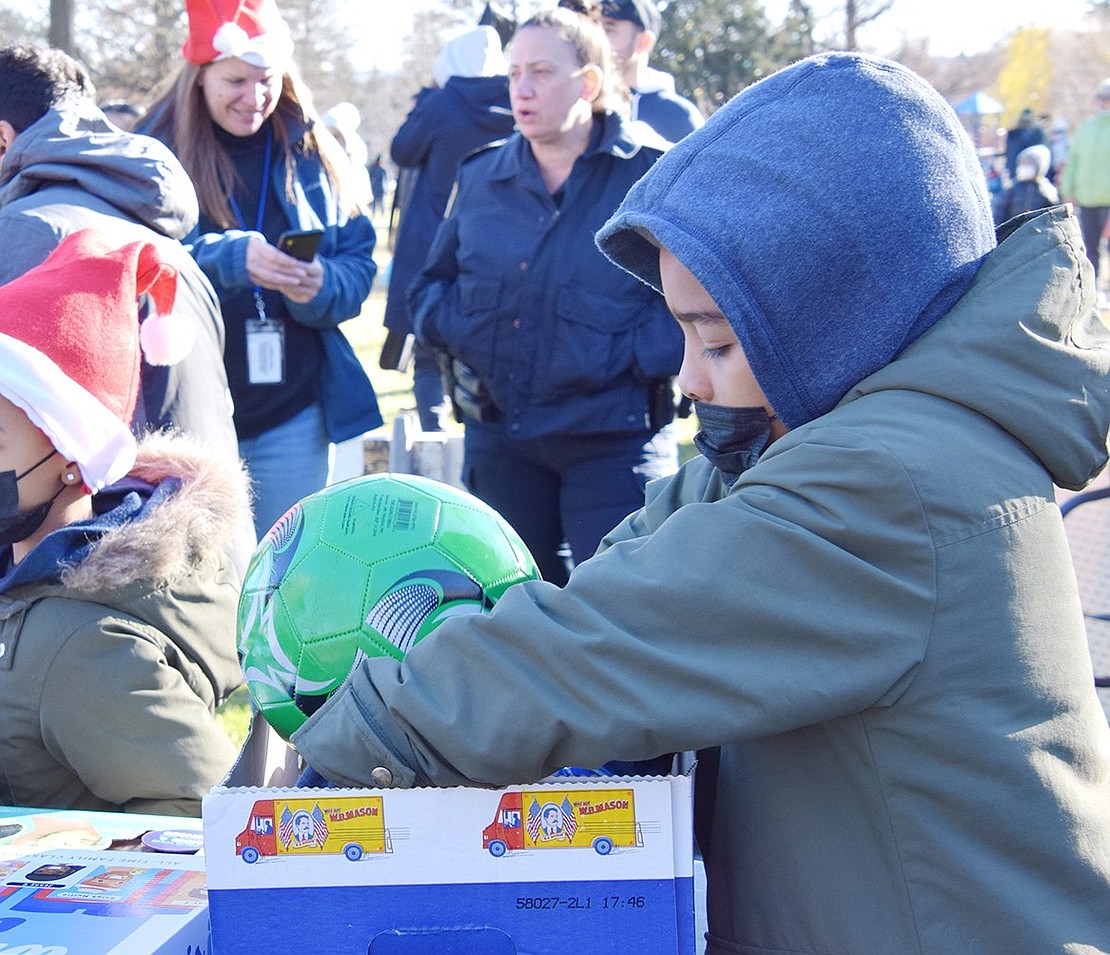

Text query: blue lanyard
(227, 127), (273, 322)
(228, 126), (272, 233)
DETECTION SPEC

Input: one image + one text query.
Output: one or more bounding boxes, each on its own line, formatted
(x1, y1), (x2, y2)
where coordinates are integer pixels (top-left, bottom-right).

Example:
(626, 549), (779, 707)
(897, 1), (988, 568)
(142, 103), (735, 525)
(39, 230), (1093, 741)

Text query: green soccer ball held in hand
(237, 473), (540, 739)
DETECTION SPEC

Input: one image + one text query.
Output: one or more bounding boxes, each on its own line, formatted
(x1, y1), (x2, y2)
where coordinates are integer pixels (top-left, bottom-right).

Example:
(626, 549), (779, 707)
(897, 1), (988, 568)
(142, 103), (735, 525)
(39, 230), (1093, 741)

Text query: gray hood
(0, 99), (198, 239)
(846, 206), (1110, 491)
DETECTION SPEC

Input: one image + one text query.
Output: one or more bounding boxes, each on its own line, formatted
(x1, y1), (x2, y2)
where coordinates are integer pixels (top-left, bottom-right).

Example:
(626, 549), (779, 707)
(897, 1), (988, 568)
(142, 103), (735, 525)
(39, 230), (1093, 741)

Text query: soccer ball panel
(308, 478), (444, 562)
(277, 545), (373, 644)
(238, 474), (540, 740)
(435, 501), (536, 598)
(295, 631), (368, 689)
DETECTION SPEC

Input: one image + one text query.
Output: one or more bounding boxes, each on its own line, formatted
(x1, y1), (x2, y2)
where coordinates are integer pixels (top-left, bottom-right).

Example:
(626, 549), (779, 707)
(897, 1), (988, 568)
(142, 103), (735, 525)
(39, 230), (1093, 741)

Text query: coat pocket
(435, 276), (505, 381)
(458, 276), (503, 315)
(535, 284), (639, 399)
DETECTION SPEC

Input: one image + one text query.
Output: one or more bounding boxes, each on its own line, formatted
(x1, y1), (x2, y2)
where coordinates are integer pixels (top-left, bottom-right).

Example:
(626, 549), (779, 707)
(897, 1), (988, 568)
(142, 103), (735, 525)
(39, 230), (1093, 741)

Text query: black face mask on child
(0, 450), (62, 547)
(692, 403), (775, 486)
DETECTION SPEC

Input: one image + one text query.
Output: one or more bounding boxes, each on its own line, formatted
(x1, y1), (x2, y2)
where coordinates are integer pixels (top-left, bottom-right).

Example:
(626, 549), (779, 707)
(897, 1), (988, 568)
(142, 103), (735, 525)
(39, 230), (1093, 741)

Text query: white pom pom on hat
(140, 310), (196, 366)
(183, 0), (294, 70)
(135, 246), (196, 366)
(0, 229), (195, 493)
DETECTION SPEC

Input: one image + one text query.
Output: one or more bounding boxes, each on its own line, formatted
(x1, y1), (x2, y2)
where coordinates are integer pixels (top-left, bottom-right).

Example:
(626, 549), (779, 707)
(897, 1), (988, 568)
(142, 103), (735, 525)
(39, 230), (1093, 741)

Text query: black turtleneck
(199, 122), (322, 439)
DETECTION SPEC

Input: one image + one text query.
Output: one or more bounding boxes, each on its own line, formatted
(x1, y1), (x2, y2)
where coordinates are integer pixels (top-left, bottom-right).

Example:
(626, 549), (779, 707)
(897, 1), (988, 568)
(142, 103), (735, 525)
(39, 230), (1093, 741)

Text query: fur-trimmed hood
(0, 431), (246, 816)
(61, 431), (251, 594)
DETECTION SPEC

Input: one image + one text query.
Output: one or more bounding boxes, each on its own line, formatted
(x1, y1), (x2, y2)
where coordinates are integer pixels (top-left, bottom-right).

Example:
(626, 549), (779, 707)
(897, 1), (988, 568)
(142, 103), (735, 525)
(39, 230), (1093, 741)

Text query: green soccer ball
(237, 473), (540, 740)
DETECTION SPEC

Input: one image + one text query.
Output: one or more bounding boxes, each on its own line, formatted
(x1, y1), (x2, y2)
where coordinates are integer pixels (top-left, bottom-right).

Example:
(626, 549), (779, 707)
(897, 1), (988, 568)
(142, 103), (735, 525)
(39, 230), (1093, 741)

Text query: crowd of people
(380, 22), (516, 432)
(989, 92), (1110, 309)
(0, 0), (1108, 950)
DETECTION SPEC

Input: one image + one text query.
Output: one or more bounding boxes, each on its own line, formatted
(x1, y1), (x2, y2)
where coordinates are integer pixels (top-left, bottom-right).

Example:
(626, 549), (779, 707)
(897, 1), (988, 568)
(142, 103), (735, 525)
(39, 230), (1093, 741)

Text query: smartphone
(277, 229), (323, 262)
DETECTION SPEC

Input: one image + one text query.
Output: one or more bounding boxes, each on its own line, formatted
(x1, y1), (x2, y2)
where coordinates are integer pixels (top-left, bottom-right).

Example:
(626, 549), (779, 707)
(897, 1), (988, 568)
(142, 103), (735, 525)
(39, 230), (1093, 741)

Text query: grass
(213, 218), (699, 750)
(215, 685), (252, 749)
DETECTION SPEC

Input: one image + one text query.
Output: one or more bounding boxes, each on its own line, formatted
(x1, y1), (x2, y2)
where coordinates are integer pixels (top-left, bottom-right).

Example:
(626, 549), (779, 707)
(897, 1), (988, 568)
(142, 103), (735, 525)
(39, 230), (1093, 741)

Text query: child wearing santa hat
(0, 229), (249, 815)
(141, 0), (382, 542)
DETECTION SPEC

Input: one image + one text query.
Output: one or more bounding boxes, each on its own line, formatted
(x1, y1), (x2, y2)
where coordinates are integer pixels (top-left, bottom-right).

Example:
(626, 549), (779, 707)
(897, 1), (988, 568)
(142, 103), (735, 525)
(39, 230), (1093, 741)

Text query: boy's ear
(0, 120), (18, 154)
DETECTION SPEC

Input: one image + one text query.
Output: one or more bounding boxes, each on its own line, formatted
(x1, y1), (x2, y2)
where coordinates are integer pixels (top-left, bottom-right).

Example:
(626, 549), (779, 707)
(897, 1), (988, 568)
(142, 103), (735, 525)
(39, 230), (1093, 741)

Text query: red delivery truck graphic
(482, 788), (642, 857)
(236, 796), (392, 863)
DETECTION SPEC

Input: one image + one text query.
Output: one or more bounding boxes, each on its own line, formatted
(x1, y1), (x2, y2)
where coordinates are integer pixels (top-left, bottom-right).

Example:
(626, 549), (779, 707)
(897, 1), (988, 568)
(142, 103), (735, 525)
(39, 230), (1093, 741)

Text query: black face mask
(0, 450), (62, 547)
(692, 403), (774, 486)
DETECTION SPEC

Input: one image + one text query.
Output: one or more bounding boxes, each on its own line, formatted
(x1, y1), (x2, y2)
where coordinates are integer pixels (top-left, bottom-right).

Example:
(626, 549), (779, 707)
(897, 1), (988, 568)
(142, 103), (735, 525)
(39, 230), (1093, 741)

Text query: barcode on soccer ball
(393, 500), (415, 531)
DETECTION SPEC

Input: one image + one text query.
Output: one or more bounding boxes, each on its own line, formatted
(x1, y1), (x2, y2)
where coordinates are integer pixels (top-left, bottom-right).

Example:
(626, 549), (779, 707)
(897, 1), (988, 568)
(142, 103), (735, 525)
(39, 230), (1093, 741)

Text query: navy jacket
(633, 89), (704, 143)
(629, 67), (705, 144)
(410, 113), (682, 440)
(144, 112), (382, 444)
(384, 76), (515, 336)
(184, 133), (382, 443)
(992, 180), (1059, 226)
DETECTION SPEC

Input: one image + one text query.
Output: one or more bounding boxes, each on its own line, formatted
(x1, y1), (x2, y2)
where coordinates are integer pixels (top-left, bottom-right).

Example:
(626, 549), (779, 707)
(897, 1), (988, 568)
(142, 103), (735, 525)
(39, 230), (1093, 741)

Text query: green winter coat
(295, 207), (1110, 953)
(0, 434), (247, 816)
(1060, 108), (1110, 207)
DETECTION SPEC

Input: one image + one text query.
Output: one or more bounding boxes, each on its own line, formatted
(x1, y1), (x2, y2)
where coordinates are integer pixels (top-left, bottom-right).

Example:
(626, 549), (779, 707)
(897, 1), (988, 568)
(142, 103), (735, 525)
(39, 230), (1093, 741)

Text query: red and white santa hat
(183, 0), (294, 70)
(0, 230), (195, 493)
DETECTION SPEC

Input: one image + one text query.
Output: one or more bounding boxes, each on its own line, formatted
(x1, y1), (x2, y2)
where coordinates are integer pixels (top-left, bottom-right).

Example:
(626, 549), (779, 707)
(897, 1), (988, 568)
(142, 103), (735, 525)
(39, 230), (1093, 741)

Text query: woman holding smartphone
(144, 0), (381, 539)
(411, 1), (681, 584)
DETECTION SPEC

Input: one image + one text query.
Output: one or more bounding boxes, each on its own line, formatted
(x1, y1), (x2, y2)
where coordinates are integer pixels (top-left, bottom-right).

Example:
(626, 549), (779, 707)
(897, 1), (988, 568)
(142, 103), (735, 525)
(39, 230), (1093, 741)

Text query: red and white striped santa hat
(183, 0), (294, 70)
(0, 230), (195, 493)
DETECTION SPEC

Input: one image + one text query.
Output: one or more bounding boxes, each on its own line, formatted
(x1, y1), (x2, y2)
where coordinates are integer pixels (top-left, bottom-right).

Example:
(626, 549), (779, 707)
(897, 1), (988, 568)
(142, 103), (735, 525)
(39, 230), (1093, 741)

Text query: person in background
(410, 4), (681, 584)
(1060, 78), (1110, 311)
(0, 45), (239, 476)
(479, 0), (518, 48)
(991, 143), (1058, 225)
(0, 230), (248, 815)
(1047, 114), (1069, 187)
(380, 25), (515, 432)
(1004, 106), (1045, 182)
(99, 100), (143, 131)
(322, 100), (373, 207)
(367, 154), (387, 221)
(143, 0), (381, 540)
(981, 152), (1004, 198)
(295, 53), (1110, 952)
(599, 0), (703, 143)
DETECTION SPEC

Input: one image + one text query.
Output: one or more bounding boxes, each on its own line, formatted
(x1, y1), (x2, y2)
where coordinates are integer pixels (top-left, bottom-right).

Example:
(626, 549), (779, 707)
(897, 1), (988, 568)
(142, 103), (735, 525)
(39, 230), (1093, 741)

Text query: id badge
(246, 316), (285, 385)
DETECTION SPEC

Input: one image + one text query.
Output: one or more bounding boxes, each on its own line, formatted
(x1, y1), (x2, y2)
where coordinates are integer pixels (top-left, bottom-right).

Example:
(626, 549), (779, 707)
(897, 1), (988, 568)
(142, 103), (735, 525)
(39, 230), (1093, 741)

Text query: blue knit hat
(597, 52), (996, 429)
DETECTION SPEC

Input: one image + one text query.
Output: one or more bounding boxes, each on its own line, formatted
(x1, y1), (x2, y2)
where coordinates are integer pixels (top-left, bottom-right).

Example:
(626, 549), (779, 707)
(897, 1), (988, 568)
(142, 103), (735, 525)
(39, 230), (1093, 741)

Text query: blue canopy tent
(954, 91), (1005, 117)
(953, 91), (1006, 149)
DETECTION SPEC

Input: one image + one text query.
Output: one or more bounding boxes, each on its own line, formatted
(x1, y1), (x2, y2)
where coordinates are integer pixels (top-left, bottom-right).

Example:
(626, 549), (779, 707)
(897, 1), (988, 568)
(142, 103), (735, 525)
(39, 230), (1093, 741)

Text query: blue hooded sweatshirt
(596, 52), (997, 429)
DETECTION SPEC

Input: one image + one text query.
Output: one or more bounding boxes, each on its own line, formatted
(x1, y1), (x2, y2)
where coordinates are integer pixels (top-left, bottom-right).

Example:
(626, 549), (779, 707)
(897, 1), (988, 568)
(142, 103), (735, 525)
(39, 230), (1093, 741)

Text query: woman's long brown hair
(146, 59), (363, 229)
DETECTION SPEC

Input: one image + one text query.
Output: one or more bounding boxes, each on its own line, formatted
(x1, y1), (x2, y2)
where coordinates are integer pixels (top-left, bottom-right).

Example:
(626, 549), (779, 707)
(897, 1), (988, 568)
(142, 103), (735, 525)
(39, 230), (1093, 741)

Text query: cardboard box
(0, 842), (207, 954)
(204, 719), (695, 954)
